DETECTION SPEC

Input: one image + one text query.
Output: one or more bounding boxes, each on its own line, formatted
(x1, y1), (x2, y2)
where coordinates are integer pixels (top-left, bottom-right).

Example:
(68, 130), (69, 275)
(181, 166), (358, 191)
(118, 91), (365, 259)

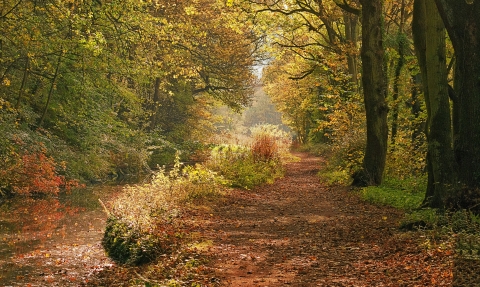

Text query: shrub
(1, 141), (82, 195)
(180, 164), (227, 200)
(316, 93), (366, 185)
(102, 216), (165, 265)
(449, 210), (480, 234)
(400, 209), (439, 231)
(251, 134), (278, 162)
(250, 124), (292, 159)
(385, 135), (427, 180)
(102, 152), (224, 265)
(206, 144), (284, 189)
(400, 208), (480, 254)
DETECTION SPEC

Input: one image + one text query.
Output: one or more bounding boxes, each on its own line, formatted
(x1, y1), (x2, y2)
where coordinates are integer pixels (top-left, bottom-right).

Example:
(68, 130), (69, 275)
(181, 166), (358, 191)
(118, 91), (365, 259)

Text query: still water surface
(0, 185), (122, 286)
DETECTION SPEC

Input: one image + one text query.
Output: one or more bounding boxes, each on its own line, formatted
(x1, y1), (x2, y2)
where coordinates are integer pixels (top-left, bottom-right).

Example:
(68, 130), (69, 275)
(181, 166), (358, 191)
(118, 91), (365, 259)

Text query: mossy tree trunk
(412, 0), (456, 208)
(434, 1), (480, 208)
(352, 0), (388, 187)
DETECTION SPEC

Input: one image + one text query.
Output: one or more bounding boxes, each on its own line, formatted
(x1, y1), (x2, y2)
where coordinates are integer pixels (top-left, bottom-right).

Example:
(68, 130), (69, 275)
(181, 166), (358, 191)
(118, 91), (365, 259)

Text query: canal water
(0, 185), (123, 286)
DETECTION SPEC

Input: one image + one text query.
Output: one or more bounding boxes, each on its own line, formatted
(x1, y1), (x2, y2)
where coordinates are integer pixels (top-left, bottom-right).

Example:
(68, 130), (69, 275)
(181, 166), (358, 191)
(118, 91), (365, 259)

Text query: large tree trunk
(412, 0), (456, 208)
(434, 1), (480, 208)
(352, 0), (388, 186)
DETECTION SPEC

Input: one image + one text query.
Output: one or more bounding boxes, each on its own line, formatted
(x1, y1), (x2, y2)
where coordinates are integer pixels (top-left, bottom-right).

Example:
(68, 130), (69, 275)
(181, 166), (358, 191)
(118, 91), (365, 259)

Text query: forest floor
(87, 152), (462, 286)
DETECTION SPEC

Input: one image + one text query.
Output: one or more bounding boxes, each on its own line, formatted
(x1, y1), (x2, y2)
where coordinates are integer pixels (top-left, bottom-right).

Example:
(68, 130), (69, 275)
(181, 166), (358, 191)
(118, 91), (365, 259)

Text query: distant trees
(251, 0), (362, 145)
(252, 0), (389, 185)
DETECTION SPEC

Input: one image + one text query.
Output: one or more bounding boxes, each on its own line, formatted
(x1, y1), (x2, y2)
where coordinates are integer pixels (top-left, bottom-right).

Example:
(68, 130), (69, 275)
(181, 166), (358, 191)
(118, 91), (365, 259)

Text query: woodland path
(85, 152), (457, 286)
(0, 153), (458, 286)
(198, 152), (453, 286)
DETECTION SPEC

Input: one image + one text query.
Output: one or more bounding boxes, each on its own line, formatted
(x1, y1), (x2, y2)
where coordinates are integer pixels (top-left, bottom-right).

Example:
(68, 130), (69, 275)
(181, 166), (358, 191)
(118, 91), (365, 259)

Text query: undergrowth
(103, 129), (289, 266)
(360, 177), (426, 211)
(102, 152), (226, 265)
(359, 177), (480, 262)
(206, 126), (287, 189)
(205, 144), (283, 189)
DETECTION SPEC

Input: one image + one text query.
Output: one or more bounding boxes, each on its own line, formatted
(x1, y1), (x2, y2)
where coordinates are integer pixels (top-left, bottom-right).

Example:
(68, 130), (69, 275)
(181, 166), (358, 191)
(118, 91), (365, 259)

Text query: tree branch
(1, 0), (23, 19)
(288, 68), (316, 80)
(334, 0), (361, 16)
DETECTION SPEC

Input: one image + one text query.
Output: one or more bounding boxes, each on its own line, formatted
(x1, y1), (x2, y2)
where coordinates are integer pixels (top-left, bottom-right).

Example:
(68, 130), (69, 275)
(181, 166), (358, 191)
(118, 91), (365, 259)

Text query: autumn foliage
(13, 151), (64, 195)
(102, 152), (227, 265)
(1, 143), (81, 195)
(251, 134), (278, 162)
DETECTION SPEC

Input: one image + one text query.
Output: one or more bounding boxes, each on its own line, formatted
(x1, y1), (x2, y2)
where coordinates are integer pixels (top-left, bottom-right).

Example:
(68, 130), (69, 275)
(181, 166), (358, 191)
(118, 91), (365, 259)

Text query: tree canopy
(0, 0), (257, 188)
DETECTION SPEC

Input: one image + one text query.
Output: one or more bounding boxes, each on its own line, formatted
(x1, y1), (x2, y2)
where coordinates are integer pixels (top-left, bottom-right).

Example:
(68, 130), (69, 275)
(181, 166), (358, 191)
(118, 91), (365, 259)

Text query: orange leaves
(13, 151), (62, 195)
(4, 143), (82, 195)
(251, 134), (278, 162)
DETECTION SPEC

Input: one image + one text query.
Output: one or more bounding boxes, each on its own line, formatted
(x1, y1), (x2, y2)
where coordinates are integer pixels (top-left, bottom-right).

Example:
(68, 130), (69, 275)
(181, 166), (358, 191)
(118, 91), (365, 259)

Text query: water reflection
(0, 185), (122, 286)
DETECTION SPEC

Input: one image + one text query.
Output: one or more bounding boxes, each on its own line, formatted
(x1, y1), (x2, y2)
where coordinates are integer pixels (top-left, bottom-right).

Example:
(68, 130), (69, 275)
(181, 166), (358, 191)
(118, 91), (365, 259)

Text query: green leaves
(0, 0), (258, 188)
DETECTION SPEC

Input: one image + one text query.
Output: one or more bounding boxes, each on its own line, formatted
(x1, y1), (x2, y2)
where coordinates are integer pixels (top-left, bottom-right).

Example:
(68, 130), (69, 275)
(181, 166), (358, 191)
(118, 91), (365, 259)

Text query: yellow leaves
(226, 0), (234, 7)
(184, 5), (197, 15)
(79, 32), (106, 56)
(159, 17), (169, 25)
(2, 78), (11, 87)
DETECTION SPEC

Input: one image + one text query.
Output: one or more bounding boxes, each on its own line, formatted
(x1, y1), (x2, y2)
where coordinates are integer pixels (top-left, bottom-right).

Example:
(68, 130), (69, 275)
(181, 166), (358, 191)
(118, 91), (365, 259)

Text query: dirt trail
(83, 152), (455, 286)
(200, 153), (453, 286)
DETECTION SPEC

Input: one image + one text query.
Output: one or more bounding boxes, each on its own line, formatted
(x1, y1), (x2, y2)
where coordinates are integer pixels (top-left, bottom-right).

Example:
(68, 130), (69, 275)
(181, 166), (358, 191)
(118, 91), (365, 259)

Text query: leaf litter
(4, 153), (464, 286)
(88, 153), (458, 286)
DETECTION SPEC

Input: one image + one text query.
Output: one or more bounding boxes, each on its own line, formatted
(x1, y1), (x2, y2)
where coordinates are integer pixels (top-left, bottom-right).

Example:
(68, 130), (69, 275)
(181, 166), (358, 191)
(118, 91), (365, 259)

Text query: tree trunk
(412, 0), (456, 208)
(390, 0), (407, 147)
(38, 52), (62, 128)
(390, 58), (403, 147)
(15, 56), (30, 109)
(410, 73), (424, 144)
(352, 0), (388, 187)
(344, 12), (359, 88)
(149, 77), (162, 131)
(435, 1), (480, 201)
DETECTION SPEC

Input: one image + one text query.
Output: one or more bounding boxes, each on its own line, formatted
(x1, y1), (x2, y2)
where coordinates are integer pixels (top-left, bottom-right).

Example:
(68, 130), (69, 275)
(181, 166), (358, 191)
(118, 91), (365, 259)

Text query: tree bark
(352, 0), (388, 187)
(434, 1), (480, 196)
(435, 0), (480, 213)
(390, 0), (407, 147)
(412, 0), (456, 208)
